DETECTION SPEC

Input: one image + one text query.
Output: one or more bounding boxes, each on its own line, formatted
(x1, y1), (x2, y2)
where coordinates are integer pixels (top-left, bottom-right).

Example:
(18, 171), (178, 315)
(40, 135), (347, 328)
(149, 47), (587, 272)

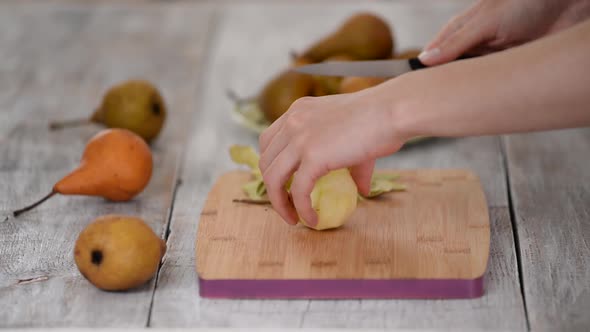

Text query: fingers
(259, 117), (285, 155)
(350, 160), (375, 196)
(420, 1), (483, 66)
(424, 11), (471, 52)
(289, 161), (327, 228)
(258, 127), (290, 172)
(261, 145), (300, 225)
(420, 21), (487, 65)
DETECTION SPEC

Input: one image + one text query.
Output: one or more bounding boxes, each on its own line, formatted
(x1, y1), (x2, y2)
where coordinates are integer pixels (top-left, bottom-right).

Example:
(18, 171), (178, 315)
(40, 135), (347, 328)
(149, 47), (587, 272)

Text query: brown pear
(312, 54), (356, 96)
(395, 48), (422, 59)
(50, 80), (166, 143)
(258, 69), (314, 123)
(301, 12), (394, 62)
(74, 215), (166, 291)
(12, 128), (152, 217)
(339, 77), (387, 94)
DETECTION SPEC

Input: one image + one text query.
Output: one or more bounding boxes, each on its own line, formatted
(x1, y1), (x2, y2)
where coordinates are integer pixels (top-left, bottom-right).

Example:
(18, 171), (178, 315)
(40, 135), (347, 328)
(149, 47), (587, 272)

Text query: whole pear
(301, 12), (394, 62)
(50, 80), (166, 143)
(258, 70), (314, 123)
(92, 80), (166, 143)
(74, 215), (166, 291)
(395, 49), (422, 59)
(339, 77), (387, 94)
(312, 54), (356, 96)
(12, 128), (152, 217)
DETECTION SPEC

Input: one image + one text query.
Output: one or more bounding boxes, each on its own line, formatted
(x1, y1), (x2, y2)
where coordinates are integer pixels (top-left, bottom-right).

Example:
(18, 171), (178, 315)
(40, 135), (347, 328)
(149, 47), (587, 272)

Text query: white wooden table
(1, 1), (588, 330)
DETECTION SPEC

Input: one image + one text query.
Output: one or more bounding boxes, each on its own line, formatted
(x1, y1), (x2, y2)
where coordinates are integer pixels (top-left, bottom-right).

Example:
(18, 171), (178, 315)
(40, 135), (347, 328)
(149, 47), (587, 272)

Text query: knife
(294, 56), (471, 78)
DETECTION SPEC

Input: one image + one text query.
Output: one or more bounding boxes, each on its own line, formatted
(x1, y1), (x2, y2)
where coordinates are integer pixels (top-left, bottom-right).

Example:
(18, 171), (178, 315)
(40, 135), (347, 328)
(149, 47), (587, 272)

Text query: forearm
(382, 18), (590, 140)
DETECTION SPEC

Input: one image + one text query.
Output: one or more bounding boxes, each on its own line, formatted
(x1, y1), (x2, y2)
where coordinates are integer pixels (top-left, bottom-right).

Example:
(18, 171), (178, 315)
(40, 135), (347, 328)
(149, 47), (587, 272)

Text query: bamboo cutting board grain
(196, 169), (490, 299)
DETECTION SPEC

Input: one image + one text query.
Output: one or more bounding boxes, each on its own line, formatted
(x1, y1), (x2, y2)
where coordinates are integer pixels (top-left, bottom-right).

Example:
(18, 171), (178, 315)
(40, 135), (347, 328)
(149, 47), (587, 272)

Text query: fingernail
(418, 48), (440, 62)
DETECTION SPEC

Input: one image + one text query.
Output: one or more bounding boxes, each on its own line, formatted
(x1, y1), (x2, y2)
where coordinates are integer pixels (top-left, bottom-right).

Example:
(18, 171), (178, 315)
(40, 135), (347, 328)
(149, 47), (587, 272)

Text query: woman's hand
(258, 89), (405, 227)
(419, 0), (590, 65)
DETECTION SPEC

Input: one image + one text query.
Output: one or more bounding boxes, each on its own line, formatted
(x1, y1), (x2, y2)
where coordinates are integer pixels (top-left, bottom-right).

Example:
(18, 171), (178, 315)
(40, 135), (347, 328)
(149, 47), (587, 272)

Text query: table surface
(0, 1), (588, 330)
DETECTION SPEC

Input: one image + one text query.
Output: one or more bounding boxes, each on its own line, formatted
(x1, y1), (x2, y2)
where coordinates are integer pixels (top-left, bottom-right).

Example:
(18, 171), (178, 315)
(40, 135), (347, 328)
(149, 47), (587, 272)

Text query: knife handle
(409, 54), (474, 71)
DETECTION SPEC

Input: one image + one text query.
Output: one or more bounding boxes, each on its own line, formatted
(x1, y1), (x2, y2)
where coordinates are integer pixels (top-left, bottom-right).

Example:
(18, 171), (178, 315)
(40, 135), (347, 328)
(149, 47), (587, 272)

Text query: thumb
(350, 160), (375, 196)
(419, 24), (486, 66)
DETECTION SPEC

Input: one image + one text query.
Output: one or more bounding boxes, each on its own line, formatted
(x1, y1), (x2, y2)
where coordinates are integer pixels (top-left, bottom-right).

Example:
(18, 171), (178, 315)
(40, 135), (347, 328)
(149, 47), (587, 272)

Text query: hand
(419, 0), (590, 65)
(258, 88), (405, 227)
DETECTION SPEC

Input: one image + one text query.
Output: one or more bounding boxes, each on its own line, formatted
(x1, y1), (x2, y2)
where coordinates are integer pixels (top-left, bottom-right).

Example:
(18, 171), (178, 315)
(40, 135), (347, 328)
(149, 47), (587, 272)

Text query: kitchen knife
(294, 56), (471, 78)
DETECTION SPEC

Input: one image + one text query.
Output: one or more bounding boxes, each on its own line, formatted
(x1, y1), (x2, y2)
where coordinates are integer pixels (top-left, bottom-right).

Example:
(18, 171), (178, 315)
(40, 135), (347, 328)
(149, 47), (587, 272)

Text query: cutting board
(196, 169), (490, 299)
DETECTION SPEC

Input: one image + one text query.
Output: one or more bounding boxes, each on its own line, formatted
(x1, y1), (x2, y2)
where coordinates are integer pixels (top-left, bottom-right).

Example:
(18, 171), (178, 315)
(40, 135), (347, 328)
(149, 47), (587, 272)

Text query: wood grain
(0, 2), (213, 327)
(196, 170), (490, 283)
(504, 129), (590, 331)
(150, 2), (526, 329)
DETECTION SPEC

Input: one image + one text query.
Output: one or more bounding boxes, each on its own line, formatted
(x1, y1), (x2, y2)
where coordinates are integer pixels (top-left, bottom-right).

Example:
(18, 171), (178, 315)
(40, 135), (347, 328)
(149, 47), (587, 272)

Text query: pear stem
(13, 191), (57, 217)
(226, 89), (256, 107)
(49, 118), (92, 130)
(232, 198), (271, 205)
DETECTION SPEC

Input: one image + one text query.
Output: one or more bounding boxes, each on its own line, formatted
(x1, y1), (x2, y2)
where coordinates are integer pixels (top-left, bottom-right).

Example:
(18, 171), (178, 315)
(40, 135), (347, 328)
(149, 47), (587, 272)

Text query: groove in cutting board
(196, 169), (490, 299)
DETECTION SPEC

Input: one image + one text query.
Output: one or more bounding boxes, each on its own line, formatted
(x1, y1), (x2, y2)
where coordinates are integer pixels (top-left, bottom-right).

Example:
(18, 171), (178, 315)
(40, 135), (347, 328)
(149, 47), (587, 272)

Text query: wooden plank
(150, 3), (526, 329)
(504, 129), (590, 331)
(0, 2), (213, 327)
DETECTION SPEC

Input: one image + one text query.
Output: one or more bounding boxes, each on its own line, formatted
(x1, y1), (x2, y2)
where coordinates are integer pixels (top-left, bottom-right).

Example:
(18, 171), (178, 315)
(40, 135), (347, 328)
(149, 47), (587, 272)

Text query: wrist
(379, 73), (426, 144)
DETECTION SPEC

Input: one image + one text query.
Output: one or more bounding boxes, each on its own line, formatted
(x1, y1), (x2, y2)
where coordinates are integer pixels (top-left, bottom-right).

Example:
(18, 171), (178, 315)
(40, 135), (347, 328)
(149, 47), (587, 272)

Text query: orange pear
(13, 128), (152, 217)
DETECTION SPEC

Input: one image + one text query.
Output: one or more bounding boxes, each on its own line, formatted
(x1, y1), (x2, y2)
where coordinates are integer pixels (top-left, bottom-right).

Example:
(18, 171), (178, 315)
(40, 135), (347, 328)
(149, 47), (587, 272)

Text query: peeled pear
(229, 145), (358, 230)
(300, 169), (358, 231)
(258, 70), (314, 123)
(312, 54), (356, 96)
(300, 12), (394, 62)
(74, 215), (166, 291)
(339, 77), (387, 94)
(50, 80), (166, 143)
(12, 128), (152, 217)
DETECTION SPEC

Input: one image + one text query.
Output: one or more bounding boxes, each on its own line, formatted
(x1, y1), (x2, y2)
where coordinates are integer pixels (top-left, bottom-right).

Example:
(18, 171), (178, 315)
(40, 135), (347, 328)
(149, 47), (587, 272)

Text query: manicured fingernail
(418, 48), (440, 62)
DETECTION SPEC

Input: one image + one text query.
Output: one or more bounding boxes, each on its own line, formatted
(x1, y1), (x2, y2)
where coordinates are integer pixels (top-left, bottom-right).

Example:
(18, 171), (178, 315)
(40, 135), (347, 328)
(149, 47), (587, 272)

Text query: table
(1, 1), (588, 330)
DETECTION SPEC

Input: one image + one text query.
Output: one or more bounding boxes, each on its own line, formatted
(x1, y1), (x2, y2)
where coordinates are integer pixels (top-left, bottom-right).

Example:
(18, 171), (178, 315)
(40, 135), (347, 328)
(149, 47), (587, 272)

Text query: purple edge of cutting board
(198, 276), (484, 299)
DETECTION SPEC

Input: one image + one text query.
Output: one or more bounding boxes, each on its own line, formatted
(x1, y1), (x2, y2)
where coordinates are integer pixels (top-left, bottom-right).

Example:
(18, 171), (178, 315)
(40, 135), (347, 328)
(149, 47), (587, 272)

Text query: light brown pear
(258, 69), (315, 123)
(74, 215), (166, 291)
(301, 12), (394, 62)
(339, 77), (387, 94)
(50, 80), (166, 143)
(13, 128), (152, 217)
(395, 48), (422, 59)
(312, 54), (356, 96)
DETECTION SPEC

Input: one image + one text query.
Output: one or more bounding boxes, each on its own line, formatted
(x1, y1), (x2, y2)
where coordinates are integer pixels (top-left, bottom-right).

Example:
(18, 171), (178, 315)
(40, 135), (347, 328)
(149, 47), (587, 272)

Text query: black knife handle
(409, 54), (474, 71)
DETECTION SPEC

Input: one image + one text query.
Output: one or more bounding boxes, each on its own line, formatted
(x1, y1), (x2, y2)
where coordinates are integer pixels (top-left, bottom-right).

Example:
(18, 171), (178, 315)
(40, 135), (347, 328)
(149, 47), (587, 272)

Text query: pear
(258, 69), (314, 123)
(395, 48), (422, 59)
(12, 128), (152, 217)
(339, 76), (387, 94)
(300, 168), (358, 231)
(74, 215), (166, 291)
(300, 12), (394, 62)
(50, 80), (166, 143)
(312, 54), (356, 96)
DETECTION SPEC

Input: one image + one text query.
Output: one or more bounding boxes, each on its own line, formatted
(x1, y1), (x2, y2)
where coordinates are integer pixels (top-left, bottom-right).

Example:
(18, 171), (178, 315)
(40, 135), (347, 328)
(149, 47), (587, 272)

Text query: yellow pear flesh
(300, 169), (358, 230)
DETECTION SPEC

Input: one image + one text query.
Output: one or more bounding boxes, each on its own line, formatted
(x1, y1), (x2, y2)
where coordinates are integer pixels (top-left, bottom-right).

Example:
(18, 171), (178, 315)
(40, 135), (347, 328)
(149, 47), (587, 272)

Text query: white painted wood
(150, 3), (526, 329)
(504, 129), (590, 331)
(0, 2), (213, 327)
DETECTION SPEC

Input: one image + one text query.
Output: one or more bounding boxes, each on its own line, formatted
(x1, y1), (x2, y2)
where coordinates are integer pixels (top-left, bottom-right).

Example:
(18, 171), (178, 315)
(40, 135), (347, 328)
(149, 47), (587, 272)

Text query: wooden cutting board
(196, 169), (490, 299)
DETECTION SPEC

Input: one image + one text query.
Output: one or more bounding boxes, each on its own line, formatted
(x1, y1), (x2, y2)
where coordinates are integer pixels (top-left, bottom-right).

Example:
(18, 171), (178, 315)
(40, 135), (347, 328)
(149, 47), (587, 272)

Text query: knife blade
(293, 57), (427, 78)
